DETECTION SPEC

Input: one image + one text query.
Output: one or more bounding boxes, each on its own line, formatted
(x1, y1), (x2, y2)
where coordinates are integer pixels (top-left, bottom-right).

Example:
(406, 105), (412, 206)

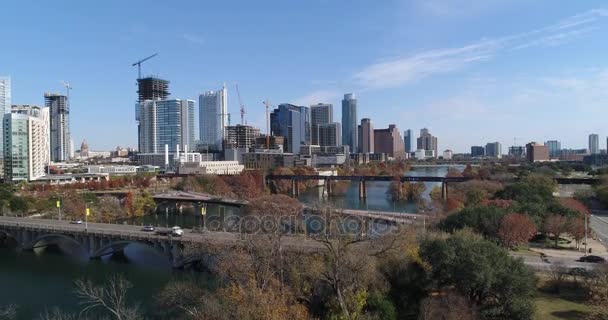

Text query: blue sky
(2, 0), (608, 152)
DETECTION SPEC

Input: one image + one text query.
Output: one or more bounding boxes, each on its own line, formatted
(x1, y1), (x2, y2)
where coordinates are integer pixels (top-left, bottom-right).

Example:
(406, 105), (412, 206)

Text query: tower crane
(235, 84), (246, 125)
(263, 99), (275, 149)
(131, 53), (158, 79)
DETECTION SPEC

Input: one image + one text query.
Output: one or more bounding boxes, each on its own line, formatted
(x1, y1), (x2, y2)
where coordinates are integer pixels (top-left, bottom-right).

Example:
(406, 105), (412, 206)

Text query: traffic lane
(591, 215), (608, 245)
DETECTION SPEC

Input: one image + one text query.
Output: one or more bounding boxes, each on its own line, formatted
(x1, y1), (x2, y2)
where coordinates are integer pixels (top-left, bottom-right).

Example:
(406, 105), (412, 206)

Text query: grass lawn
(535, 291), (591, 320)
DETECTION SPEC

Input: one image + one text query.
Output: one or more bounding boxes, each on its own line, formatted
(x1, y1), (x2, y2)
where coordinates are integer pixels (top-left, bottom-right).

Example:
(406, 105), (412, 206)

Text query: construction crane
(235, 84), (246, 125)
(60, 81), (72, 103)
(131, 53), (158, 79)
(263, 99), (275, 149)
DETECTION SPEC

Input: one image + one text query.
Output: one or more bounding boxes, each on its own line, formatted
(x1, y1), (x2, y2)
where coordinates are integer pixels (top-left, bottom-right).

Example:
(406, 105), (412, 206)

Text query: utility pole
(585, 213), (588, 255)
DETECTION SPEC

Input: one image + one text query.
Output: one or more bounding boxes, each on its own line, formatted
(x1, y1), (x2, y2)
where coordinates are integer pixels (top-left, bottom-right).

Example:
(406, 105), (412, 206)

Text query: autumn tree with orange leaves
(497, 213), (537, 248)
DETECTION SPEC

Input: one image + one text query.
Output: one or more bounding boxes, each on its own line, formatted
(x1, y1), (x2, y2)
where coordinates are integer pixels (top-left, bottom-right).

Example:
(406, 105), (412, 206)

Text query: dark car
(141, 225), (155, 232)
(579, 255), (606, 263)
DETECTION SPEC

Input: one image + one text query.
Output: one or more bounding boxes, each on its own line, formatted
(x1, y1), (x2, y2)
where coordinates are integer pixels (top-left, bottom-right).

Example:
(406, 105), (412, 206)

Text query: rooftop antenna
(131, 53), (158, 80)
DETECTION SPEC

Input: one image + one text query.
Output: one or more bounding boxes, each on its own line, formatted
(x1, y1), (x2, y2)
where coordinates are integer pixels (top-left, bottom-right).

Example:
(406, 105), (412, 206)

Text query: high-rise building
(317, 123), (341, 146)
(545, 140), (561, 158)
(417, 128), (438, 158)
(136, 99), (195, 153)
(359, 118), (374, 153)
(526, 142), (549, 162)
(45, 93), (71, 162)
(224, 124), (261, 149)
(509, 146), (525, 159)
(374, 124), (405, 159)
(311, 103), (335, 146)
(341, 93), (357, 153)
(199, 85), (228, 150)
(4, 105), (50, 181)
(403, 129), (412, 153)
(0, 76), (11, 175)
(137, 77), (169, 102)
(270, 104), (310, 154)
(589, 134), (600, 155)
(471, 146), (485, 157)
(80, 139), (90, 158)
(485, 142), (502, 158)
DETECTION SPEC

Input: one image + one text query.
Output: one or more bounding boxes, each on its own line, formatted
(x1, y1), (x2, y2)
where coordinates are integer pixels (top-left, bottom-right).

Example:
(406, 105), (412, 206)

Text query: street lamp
(201, 203), (207, 231)
(85, 204), (91, 232)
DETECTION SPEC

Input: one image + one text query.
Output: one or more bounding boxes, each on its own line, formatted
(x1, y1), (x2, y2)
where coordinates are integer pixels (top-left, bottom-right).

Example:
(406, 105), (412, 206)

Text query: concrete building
(358, 118), (374, 153)
(178, 161), (244, 175)
(589, 134), (600, 155)
(270, 104), (310, 154)
(374, 125), (405, 159)
(471, 146), (485, 157)
(86, 165), (138, 175)
(443, 150), (453, 160)
(243, 150), (295, 170)
(485, 142), (502, 158)
(199, 85), (228, 150)
(341, 93), (358, 153)
(255, 135), (284, 150)
(417, 128), (438, 158)
(545, 140), (561, 158)
(4, 105), (50, 181)
(45, 93), (71, 162)
(526, 142), (549, 162)
(350, 153), (387, 164)
(136, 99), (195, 154)
(403, 129), (412, 153)
(224, 124), (260, 149)
(0, 76), (11, 173)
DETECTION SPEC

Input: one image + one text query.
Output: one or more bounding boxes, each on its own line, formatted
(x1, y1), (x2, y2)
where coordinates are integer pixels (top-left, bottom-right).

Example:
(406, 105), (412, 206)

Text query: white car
(171, 226), (184, 237)
(70, 220), (83, 224)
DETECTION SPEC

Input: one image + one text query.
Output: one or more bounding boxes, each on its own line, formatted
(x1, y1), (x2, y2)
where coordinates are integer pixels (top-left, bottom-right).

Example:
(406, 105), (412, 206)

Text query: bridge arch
(22, 233), (84, 254)
(91, 240), (163, 259)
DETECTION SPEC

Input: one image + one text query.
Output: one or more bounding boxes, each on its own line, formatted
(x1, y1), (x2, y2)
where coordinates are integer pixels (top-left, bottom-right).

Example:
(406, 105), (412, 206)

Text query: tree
(440, 205), (508, 239)
(568, 217), (586, 250)
(420, 230), (536, 319)
(497, 213), (537, 248)
(131, 192), (156, 217)
(0, 305), (16, 320)
(95, 196), (127, 223)
(544, 214), (570, 248)
(74, 275), (143, 320)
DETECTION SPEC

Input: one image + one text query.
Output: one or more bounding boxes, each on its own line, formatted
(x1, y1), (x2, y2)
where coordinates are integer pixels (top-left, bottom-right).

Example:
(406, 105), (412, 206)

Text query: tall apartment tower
(136, 99), (195, 154)
(45, 93), (71, 162)
(374, 124), (405, 159)
(270, 104), (310, 154)
(341, 93), (358, 153)
(311, 103), (332, 145)
(485, 142), (502, 158)
(403, 129), (412, 153)
(589, 134), (600, 154)
(0, 76), (11, 175)
(4, 105), (50, 181)
(417, 128), (438, 158)
(224, 124), (261, 149)
(358, 118), (374, 153)
(199, 85), (228, 150)
(545, 140), (562, 158)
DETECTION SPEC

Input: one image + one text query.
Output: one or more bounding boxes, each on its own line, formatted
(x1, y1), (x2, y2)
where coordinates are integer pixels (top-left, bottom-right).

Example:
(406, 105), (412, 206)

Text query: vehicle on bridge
(70, 220), (83, 225)
(155, 226), (184, 237)
(141, 225), (155, 232)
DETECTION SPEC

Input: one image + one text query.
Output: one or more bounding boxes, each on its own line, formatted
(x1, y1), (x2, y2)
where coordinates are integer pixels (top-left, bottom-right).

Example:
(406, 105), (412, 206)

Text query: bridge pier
(291, 178), (300, 198)
(325, 179), (332, 197)
(441, 182), (449, 200)
(358, 180), (367, 199)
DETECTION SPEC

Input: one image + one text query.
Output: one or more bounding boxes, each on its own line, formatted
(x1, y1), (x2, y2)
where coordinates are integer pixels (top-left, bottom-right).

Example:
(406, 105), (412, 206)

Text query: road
(512, 252), (599, 271)
(0, 216), (324, 251)
(591, 212), (608, 245)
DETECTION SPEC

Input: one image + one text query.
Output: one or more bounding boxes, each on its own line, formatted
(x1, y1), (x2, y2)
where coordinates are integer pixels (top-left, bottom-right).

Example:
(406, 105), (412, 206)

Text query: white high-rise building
(136, 99), (195, 154)
(0, 76), (11, 173)
(4, 105), (50, 181)
(589, 134), (600, 155)
(45, 93), (71, 162)
(199, 84), (227, 150)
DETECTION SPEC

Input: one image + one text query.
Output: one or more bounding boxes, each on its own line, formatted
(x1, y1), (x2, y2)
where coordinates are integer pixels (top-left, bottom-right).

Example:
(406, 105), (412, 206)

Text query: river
(0, 165), (458, 319)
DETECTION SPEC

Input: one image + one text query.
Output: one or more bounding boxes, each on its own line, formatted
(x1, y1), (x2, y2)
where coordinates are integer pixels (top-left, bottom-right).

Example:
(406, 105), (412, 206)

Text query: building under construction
(224, 124), (261, 149)
(137, 77), (169, 101)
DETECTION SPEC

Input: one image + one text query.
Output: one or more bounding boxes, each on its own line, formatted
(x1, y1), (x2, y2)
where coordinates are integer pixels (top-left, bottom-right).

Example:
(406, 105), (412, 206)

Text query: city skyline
(2, 2), (608, 152)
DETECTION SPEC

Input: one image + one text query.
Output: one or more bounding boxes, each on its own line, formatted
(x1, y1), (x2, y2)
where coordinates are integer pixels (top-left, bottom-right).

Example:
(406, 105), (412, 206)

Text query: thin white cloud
(353, 8), (608, 90)
(294, 90), (341, 106)
(182, 33), (205, 45)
